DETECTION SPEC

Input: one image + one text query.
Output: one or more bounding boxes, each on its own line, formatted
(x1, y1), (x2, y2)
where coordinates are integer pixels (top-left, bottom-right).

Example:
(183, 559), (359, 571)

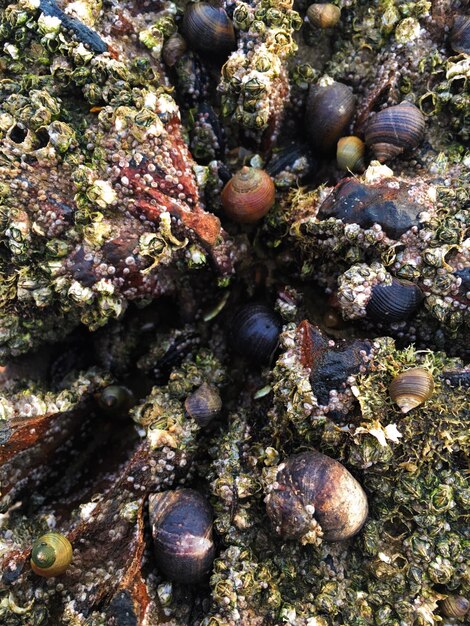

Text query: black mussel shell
(366, 279), (423, 323)
(149, 489), (215, 585)
(266, 143), (317, 188)
(182, 3), (236, 57)
(228, 304), (282, 365)
(450, 15), (470, 55)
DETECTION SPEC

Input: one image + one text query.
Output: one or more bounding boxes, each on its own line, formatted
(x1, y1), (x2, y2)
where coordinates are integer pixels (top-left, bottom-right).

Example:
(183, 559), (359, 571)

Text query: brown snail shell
(307, 3), (341, 29)
(31, 532), (73, 577)
(221, 167), (276, 223)
(149, 488), (215, 584)
(365, 102), (425, 163)
(185, 382), (222, 426)
(336, 136), (366, 172)
(265, 450), (368, 543)
(182, 2), (236, 57)
(450, 15), (470, 55)
(162, 33), (187, 67)
(389, 367), (434, 413)
(439, 594), (469, 618)
(305, 81), (356, 154)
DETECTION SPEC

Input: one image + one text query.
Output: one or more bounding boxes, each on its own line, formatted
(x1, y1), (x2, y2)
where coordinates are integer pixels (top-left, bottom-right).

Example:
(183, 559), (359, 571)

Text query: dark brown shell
(265, 450), (368, 543)
(182, 2), (236, 57)
(228, 303), (282, 364)
(221, 167), (276, 223)
(439, 594), (469, 618)
(365, 102), (425, 163)
(450, 15), (470, 55)
(366, 278), (423, 323)
(305, 81), (356, 154)
(185, 382), (222, 426)
(149, 489), (215, 584)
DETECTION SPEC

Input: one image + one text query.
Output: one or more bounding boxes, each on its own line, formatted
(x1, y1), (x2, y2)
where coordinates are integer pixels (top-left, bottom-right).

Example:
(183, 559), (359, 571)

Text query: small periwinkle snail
(439, 594), (469, 618)
(228, 303), (282, 365)
(182, 2), (236, 57)
(336, 136), (366, 172)
(366, 278), (423, 323)
(185, 382), (222, 427)
(149, 489), (215, 585)
(305, 81), (356, 154)
(162, 33), (187, 67)
(221, 167), (276, 224)
(307, 3), (341, 29)
(365, 102), (425, 163)
(97, 385), (134, 415)
(30, 532), (73, 577)
(389, 367), (434, 413)
(265, 451), (368, 543)
(450, 15), (470, 55)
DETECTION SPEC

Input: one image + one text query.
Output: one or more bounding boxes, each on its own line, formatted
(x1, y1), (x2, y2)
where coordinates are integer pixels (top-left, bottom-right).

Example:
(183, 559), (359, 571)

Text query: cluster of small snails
(305, 79), (426, 172)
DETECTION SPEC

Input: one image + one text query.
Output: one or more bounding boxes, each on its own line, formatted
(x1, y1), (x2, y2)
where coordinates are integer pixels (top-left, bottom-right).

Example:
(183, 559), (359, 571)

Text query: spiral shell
(307, 3), (341, 29)
(149, 489), (215, 584)
(450, 15), (470, 55)
(366, 278), (423, 323)
(365, 102), (425, 163)
(389, 367), (434, 413)
(439, 594), (469, 618)
(266, 451), (368, 543)
(221, 167), (276, 223)
(185, 382), (222, 426)
(97, 385), (134, 415)
(305, 81), (356, 154)
(182, 3), (236, 57)
(30, 532), (73, 577)
(336, 136), (366, 172)
(162, 33), (187, 67)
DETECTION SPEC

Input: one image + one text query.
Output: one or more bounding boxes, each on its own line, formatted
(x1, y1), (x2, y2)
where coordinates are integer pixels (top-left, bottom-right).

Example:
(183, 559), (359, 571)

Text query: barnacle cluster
(0, 0), (468, 624)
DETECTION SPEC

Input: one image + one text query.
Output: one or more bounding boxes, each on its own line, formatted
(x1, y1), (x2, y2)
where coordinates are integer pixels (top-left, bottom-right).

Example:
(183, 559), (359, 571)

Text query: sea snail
(307, 3), (341, 29)
(97, 385), (134, 415)
(149, 488), (215, 584)
(185, 382), (222, 427)
(30, 532), (73, 577)
(265, 451), (368, 544)
(389, 367), (434, 413)
(336, 136), (366, 173)
(366, 278), (424, 323)
(228, 303), (282, 365)
(439, 594), (469, 618)
(182, 2), (236, 57)
(221, 167), (276, 224)
(365, 102), (425, 163)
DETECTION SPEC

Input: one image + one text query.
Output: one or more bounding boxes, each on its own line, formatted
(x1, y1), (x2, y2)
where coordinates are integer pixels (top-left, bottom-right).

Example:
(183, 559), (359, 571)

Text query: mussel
(228, 303), (282, 365)
(149, 489), (215, 585)
(265, 451), (368, 543)
(221, 167), (276, 223)
(365, 102), (425, 163)
(305, 80), (356, 154)
(182, 2), (236, 57)
(30, 532), (73, 577)
(389, 367), (434, 413)
(366, 278), (423, 323)
(450, 15), (470, 55)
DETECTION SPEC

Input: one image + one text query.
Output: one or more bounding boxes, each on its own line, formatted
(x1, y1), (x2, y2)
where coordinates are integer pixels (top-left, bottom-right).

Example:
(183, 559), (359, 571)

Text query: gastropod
(221, 167), (276, 224)
(182, 2), (236, 57)
(389, 367), (434, 413)
(30, 532), (73, 577)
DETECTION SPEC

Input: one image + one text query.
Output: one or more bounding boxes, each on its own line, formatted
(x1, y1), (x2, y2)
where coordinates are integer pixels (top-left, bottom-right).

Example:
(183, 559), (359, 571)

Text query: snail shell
(182, 2), (236, 57)
(31, 532), (73, 577)
(450, 15), (470, 55)
(305, 81), (356, 154)
(149, 489), (215, 584)
(228, 303), (282, 365)
(162, 33), (187, 67)
(307, 3), (341, 29)
(365, 102), (425, 163)
(389, 367), (434, 413)
(439, 594), (469, 618)
(336, 136), (366, 172)
(366, 278), (423, 323)
(185, 382), (222, 426)
(266, 451), (368, 543)
(221, 167), (276, 224)
(97, 385), (134, 415)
